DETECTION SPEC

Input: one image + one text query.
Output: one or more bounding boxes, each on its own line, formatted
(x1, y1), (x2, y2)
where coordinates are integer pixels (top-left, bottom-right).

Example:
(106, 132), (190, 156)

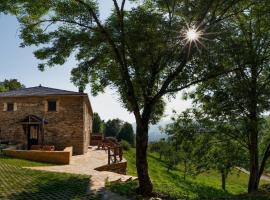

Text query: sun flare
(185, 28), (200, 42)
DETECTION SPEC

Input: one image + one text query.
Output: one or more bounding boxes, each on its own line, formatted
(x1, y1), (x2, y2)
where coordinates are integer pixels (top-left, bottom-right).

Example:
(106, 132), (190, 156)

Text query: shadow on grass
(165, 171), (231, 199)
(108, 180), (270, 200)
(4, 175), (95, 200)
(147, 154), (230, 199)
(0, 163), (96, 200)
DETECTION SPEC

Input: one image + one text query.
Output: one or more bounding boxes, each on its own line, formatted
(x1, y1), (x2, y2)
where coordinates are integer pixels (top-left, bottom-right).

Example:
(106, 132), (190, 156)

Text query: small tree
(162, 143), (181, 172)
(165, 111), (198, 179)
(92, 112), (104, 134)
(104, 119), (123, 138)
(118, 122), (135, 146)
(202, 137), (247, 191)
(149, 139), (167, 160)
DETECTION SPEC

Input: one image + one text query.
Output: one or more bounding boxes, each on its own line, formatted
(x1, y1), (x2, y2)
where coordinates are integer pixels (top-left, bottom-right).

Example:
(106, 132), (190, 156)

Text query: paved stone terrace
(27, 147), (136, 192)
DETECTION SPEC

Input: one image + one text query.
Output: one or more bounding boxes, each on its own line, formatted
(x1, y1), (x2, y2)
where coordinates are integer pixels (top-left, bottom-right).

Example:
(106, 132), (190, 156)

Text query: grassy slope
(124, 148), (269, 199)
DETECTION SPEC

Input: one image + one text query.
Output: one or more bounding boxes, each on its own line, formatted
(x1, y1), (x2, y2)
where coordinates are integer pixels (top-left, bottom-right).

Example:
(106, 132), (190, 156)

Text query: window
(7, 103), (14, 112)
(48, 100), (57, 112)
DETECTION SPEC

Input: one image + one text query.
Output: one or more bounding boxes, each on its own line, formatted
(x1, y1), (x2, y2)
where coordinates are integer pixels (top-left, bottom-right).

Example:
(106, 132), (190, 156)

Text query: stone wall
(83, 96), (92, 153)
(95, 162), (127, 175)
(3, 146), (73, 164)
(0, 96), (92, 155)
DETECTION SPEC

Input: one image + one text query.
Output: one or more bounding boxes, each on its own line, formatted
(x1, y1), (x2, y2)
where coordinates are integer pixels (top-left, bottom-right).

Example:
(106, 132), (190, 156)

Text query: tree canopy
(189, 0), (270, 192)
(104, 119), (123, 138)
(92, 112), (104, 134)
(118, 122), (135, 146)
(0, 79), (24, 92)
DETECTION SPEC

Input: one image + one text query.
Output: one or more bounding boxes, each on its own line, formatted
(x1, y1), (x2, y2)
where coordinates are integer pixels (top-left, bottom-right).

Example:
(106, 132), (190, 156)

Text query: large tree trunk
(248, 66), (260, 193)
(248, 140), (259, 193)
(136, 119), (153, 196)
(258, 143), (270, 183)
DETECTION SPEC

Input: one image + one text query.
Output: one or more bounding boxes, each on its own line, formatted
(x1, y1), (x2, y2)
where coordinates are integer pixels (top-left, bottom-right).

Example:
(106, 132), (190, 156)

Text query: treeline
(92, 112), (135, 146)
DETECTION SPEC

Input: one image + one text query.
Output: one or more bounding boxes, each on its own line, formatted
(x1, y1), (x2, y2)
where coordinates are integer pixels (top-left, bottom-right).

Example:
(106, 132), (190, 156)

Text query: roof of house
(0, 85), (87, 97)
(0, 85), (94, 115)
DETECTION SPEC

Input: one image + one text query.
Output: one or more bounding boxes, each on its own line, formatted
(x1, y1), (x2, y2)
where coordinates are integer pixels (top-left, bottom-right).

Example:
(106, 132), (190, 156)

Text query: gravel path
(236, 167), (270, 182)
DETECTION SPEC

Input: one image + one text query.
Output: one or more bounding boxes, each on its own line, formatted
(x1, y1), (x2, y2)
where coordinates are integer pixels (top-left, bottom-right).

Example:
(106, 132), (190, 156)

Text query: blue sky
(0, 0), (192, 123)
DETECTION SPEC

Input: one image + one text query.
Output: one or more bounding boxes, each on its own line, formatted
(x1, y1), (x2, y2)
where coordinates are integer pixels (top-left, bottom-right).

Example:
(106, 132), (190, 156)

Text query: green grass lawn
(0, 155), (54, 167)
(0, 155), (97, 200)
(108, 148), (270, 200)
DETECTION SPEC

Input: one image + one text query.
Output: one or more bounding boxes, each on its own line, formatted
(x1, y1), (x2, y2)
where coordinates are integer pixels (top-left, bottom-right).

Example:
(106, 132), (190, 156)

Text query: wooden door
(27, 125), (39, 149)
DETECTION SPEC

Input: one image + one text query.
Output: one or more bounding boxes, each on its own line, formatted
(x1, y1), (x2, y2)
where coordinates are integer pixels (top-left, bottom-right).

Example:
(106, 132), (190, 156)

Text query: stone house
(0, 86), (93, 155)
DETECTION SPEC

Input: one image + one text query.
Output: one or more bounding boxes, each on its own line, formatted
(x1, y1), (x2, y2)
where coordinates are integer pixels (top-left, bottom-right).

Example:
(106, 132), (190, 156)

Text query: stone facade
(0, 95), (92, 155)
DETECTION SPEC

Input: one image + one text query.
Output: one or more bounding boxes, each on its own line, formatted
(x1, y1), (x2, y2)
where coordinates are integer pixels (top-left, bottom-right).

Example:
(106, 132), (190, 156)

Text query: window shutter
(14, 103), (17, 111)
(3, 103), (7, 111)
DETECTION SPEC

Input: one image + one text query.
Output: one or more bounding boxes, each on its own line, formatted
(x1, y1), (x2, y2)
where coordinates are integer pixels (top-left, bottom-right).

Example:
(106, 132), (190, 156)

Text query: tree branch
(164, 67), (239, 94)
(74, 0), (141, 118)
(258, 142), (270, 181)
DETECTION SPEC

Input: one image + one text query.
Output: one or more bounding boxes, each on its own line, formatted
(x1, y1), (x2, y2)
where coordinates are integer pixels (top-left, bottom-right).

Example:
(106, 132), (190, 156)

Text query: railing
(108, 146), (123, 165)
(97, 137), (123, 165)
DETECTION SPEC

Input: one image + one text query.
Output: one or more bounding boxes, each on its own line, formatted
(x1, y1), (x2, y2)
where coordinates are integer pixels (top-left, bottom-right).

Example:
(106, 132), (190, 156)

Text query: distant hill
(132, 120), (170, 142)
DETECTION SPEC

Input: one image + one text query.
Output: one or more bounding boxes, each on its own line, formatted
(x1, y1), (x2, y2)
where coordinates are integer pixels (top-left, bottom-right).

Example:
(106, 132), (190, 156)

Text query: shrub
(121, 140), (131, 150)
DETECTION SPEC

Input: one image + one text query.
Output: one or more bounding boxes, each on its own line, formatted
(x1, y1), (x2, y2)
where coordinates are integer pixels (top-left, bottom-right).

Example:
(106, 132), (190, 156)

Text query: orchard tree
(200, 136), (247, 191)
(166, 110), (247, 189)
(190, 0), (270, 192)
(165, 110), (207, 180)
(149, 139), (167, 160)
(2, 0), (245, 195)
(162, 143), (181, 172)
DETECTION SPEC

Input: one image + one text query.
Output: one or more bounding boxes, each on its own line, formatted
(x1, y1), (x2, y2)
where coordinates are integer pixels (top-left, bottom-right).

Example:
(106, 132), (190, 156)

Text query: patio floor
(27, 147), (136, 192)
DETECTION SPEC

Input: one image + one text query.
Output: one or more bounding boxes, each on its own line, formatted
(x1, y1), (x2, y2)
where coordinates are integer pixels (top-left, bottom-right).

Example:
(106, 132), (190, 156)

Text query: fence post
(108, 147), (111, 165)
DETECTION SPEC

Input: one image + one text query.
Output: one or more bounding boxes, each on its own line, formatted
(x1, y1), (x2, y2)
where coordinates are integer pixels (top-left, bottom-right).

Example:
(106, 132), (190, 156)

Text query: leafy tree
(120, 140), (131, 151)
(162, 144), (181, 172)
(198, 135), (247, 191)
(2, 0), (244, 195)
(118, 122), (135, 146)
(92, 112), (104, 134)
(166, 110), (247, 188)
(104, 119), (123, 138)
(190, 0), (270, 192)
(165, 111), (201, 179)
(0, 79), (24, 92)
(149, 139), (167, 160)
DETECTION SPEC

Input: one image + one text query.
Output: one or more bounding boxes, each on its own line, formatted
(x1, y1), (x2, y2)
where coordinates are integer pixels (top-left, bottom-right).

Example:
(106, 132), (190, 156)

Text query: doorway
(27, 125), (39, 150)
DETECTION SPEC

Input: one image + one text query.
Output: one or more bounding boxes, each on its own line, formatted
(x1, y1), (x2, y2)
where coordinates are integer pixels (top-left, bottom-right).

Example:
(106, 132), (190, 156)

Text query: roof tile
(0, 86), (86, 97)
